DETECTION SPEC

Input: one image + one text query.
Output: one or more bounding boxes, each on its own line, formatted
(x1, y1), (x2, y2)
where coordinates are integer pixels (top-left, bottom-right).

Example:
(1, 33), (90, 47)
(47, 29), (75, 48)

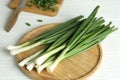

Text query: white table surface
(0, 0), (120, 80)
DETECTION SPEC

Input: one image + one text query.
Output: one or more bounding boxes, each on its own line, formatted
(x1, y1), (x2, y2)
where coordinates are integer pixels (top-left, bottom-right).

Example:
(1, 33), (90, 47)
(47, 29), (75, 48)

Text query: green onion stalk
(7, 16), (84, 55)
(46, 6), (118, 72)
(47, 5), (100, 72)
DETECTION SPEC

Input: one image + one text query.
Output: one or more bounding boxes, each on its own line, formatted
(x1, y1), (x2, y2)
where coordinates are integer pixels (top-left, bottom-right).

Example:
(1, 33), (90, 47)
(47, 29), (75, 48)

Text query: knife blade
(5, 0), (27, 32)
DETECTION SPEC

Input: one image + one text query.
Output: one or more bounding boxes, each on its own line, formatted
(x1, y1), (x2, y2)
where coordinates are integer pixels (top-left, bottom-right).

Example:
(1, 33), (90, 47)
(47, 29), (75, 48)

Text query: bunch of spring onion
(7, 6), (117, 73)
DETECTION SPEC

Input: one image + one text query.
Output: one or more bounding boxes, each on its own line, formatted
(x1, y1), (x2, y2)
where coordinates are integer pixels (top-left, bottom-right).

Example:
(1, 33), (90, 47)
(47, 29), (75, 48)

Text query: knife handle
(5, 8), (21, 32)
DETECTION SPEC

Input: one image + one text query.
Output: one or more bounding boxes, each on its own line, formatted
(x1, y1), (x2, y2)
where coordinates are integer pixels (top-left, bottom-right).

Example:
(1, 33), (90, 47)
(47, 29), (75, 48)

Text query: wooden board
(16, 23), (102, 80)
(9, 0), (64, 17)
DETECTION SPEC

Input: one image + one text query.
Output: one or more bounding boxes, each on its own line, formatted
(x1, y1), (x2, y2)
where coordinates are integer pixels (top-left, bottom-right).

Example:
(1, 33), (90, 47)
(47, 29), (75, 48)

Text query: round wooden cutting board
(16, 23), (102, 80)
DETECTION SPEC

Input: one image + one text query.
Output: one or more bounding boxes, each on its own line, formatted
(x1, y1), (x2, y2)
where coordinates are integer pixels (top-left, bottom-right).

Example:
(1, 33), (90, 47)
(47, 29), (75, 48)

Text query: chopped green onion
(30, 0), (58, 12)
(37, 20), (43, 22)
(25, 23), (31, 27)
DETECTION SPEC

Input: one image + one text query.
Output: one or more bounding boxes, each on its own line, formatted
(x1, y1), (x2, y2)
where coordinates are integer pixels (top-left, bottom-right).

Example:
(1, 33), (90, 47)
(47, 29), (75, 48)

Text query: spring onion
(7, 15), (84, 54)
(7, 6), (118, 73)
